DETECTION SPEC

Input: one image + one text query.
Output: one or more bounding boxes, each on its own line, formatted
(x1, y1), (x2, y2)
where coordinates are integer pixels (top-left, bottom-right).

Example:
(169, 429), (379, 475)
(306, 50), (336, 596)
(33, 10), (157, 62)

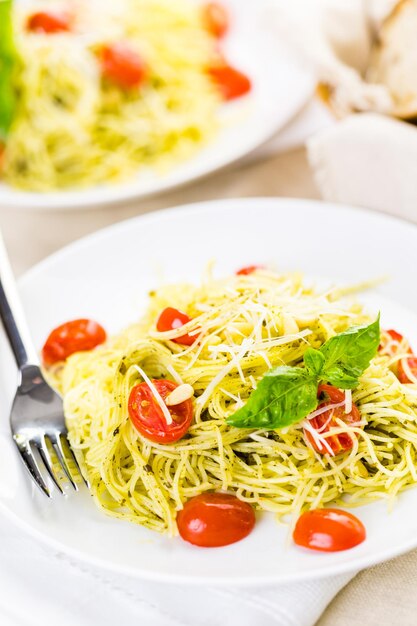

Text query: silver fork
(0, 232), (85, 497)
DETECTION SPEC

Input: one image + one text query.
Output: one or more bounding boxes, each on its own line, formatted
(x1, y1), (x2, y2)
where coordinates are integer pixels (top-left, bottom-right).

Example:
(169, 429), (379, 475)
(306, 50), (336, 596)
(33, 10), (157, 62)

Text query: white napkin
(307, 112), (417, 222)
(0, 512), (353, 626)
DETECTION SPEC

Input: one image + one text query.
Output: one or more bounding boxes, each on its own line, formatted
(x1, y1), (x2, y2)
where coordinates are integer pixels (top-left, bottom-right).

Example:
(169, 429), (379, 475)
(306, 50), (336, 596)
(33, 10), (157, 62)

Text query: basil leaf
(320, 316), (380, 389)
(304, 348), (325, 376)
(227, 366), (318, 430)
(227, 317), (380, 430)
(0, 0), (16, 139)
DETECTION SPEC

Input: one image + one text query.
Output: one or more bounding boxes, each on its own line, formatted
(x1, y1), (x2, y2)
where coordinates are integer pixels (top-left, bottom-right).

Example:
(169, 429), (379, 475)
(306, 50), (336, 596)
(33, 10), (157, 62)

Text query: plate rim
(2, 196), (417, 585)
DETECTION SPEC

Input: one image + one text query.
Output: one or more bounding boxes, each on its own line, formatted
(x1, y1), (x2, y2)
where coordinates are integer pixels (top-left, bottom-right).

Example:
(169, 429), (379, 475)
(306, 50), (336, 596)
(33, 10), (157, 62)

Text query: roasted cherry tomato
(42, 319), (106, 365)
(128, 379), (193, 444)
(304, 384), (361, 455)
(156, 307), (198, 346)
(236, 265), (263, 276)
(202, 2), (229, 38)
(208, 62), (251, 100)
(379, 329), (410, 356)
(398, 356), (417, 384)
(293, 508), (366, 552)
(177, 493), (255, 547)
(27, 11), (72, 33)
(99, 43), (146, 89)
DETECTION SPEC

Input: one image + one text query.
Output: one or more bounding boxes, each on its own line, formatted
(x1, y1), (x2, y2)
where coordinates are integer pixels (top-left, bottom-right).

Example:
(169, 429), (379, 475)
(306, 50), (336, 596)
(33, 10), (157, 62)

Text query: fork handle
(0, 231), (39, 369)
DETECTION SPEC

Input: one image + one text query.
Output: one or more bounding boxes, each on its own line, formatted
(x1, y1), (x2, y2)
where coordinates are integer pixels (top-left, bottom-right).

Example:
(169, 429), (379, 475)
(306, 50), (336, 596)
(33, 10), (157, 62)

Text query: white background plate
(0, 0), (314, 211)
(2, 198), (417, 585)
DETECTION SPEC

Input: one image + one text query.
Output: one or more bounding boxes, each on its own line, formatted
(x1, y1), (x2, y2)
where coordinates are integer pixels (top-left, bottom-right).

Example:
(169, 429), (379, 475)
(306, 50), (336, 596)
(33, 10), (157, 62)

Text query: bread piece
(368, 0), (417, 119)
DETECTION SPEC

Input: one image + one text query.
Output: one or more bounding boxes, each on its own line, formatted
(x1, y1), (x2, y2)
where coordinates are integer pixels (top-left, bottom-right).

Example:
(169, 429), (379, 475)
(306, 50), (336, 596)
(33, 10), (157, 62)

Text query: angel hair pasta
(2, 0), (226, 190)
(48, 269), (417, 536)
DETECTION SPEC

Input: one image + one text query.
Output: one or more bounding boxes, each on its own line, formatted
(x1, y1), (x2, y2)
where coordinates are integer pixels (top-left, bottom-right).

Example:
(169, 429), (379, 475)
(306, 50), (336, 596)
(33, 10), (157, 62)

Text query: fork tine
(64, 441), (90, 489)
(14, 439), (51, 498)
(49, 432), (78, 491)
(34, 436), (64, 495)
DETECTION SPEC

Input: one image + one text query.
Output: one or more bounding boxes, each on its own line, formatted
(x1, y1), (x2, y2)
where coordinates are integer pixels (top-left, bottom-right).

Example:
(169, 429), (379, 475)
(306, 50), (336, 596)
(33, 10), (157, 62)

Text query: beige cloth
(307, 112), (417, 221)
(2, 148), (417, 625)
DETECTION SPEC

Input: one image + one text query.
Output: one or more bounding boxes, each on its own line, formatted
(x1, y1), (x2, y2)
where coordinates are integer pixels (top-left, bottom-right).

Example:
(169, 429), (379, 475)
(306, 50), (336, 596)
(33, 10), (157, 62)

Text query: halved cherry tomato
(304, 384), (361, 455)
(177, 493), (255, 547)
(236, 265), (263, 276)
(0, 144), (5, 173)
(379, 329), (410, 356)
(156, 307), (198, 346)
(202, 2), (229, 38)
(128, 379), (193, 444)
(398, 356), (417, 384)
(293, 508), (366, 552)
(27, 11), (72, 33)
(42, 319), (106, 365)
(99, 43), (146, 89)
(208, 62), (251, 100)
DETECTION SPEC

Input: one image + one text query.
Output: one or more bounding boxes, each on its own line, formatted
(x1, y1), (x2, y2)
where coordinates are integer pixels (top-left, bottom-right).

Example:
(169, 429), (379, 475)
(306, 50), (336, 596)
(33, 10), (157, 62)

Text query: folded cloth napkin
(0, 512), (353, 626)
(307, 112), (417, 221)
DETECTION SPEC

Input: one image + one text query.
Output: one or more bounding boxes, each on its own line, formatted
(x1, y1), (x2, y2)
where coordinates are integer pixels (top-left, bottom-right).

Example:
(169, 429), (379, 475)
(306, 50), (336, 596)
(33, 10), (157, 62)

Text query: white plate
(2, 197), (417, 585)
(0, 1), (314, 212)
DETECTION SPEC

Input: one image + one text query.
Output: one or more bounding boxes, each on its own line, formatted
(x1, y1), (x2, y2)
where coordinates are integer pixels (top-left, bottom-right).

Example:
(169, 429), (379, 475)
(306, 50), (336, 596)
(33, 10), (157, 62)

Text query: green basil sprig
(227, 316), (380, 430)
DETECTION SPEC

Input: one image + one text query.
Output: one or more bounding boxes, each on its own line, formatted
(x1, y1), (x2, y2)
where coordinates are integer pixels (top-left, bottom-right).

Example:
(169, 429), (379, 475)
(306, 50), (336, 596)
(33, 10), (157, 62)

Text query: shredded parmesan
(345, 389), (352, 414)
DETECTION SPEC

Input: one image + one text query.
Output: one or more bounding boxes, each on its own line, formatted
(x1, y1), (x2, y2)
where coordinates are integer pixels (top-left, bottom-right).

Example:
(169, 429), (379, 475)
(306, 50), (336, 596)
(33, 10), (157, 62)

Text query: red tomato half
(177, 493), (255, 547)
(236, 265), (263, 276)
(293, 508), (366, 552)
(304, 384), (361, 455)
(202, 2), (229, 38)
(27, 11), (72, 33)
(99, 43), (146, 89)
(208, 62), (251, 100)
(42, 319), (106, 365)
(128, 379), (193, 444)
(379, 329), (410, 356)
(398, 356), (417, 384)
(156, 307), (198, 346)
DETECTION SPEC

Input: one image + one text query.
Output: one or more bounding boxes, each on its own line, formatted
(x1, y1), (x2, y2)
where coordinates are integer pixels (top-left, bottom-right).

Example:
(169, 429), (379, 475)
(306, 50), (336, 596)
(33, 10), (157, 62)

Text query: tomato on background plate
(99, 43), (146, 89)
(156, 307), (198, 346)
(128, 379), (193, 443)
(177, 493), (255, 547)
(27, 11), (72, 33)
(208, 62), (251, 100)
(42, 319), (106, 365)
(304, 384), (361, 455)
(293, 508), (366, 552)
